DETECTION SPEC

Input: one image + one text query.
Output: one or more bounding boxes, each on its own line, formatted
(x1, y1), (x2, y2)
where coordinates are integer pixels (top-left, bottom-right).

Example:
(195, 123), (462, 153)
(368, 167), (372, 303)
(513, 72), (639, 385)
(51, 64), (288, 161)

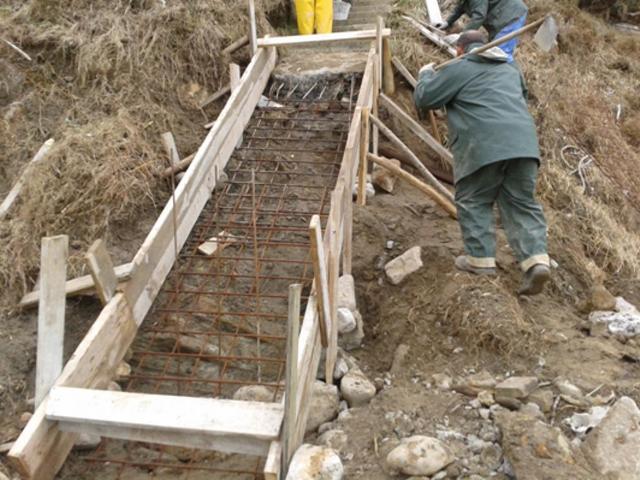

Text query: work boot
(454, 255), (497, 276)
(518, 264), (551, 296)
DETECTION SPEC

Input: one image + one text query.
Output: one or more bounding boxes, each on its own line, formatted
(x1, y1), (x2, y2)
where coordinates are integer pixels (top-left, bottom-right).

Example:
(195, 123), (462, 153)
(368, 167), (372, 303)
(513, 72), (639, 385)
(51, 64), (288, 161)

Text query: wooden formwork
(9, 35), (378, 479)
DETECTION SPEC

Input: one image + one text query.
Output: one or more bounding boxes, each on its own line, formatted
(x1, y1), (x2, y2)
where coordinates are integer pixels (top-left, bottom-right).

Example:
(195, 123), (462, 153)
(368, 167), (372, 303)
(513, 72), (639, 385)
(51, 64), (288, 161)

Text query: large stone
(232, 385), (274, 402)
(495, 411), (600, 480)
(589, 285), (617, 311)
(340, 369), (376, 407)
(371, 159), (400, 193)
(582, 396), (640, 478)
(338, 310), (364, 351)
(385, 436), (454, 476)
(306, 381), (340, 433)
(528, 389), (555, 413)
(384, 246), (423, 285)
(452, 371), (496, 396)
(495, 376), (538, 400)
(337, 275), (357, 311)
(337, 307), (357, 334)
(73, 433), (102, 451)
(286, 444), (343, 480)
(317, 429), (348, 454)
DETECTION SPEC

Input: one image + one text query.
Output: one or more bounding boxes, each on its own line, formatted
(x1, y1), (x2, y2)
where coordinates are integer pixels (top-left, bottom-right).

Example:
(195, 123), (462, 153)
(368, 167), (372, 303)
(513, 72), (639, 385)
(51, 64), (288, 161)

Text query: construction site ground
(2, 0), (640, 479)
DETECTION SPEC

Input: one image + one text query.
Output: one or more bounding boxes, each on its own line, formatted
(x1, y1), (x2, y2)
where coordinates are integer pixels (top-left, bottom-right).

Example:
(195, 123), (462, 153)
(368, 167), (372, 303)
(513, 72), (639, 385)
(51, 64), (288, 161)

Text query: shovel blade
(534, 15), (559, 52)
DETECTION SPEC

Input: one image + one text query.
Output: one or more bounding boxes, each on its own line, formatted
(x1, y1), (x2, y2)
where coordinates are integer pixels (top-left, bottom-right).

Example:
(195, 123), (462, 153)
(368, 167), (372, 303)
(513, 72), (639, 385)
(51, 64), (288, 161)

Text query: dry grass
(389, 0), (640, 287)
(0, 0), (284, 307)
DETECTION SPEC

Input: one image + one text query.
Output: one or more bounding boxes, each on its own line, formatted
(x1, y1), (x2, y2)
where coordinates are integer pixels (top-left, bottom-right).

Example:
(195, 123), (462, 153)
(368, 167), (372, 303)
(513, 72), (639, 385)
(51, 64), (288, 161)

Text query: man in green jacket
(434, 0), (528, 62)
(414, 30), (550, 295)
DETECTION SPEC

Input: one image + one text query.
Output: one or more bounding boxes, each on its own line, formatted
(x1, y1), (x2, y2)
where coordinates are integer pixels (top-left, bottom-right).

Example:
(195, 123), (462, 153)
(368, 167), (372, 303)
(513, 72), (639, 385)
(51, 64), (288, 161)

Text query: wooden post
(425, 0), (444, 25)
(357, 107), (370, 206)
(375, 17), (384, 89)
(161, 132), (180, 168)
(85, 239), (118, 306)
(324, 184), (343, 382)
(282, 283), (302, 474)
(248, 0), (258, 57)
(223, 34), (250, 55)
(230, 63), (242, 148)
(382, 38), (395, 95)
(372, 55), (380, 156)
(35, 235), (69, 407)
(309, 216), (330, 348)
(264, 441), (282, 480)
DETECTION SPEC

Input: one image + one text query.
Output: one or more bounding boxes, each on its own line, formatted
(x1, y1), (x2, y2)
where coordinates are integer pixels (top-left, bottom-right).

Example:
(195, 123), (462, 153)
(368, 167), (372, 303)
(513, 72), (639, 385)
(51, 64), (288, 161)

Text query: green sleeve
(463, 0), (489, 30)
(446, 1), (466, 26)
(414, 67), (463, 110)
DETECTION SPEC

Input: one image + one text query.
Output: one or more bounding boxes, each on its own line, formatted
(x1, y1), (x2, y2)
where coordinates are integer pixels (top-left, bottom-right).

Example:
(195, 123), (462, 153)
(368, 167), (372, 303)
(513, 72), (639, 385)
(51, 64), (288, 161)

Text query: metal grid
(68, 88), (353, 479)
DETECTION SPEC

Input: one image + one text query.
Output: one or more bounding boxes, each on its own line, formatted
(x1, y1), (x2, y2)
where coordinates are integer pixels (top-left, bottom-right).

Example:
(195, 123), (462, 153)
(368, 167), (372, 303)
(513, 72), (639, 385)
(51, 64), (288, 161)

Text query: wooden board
(85, 239), (117, 306)
(282, 284), (302, 471)
(264, 441), (282, 480)
(46, 387), (283, 456)
(20, 262), (133, 308)
(425, 0), (444, 24)
(358, 107), (371, 206)
(309, 216), (331, 348)
(223, 35), (249, 55)
(249, 0), (258, 56)
(403, 16), (457, 56)
(257, 29), (392, 48)
(35, 235), (68, 407)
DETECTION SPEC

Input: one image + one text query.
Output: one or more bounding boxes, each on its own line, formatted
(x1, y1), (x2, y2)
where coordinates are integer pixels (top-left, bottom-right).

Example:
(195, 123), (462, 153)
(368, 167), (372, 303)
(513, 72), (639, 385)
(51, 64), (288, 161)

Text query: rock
(384, 246), (423, 285)
(589, 285), (617, 311)
(19, 411), (32, 428)
(333, 357), (349, 381)
(286, 444), (343, 480)
(233, 385), (273, 402)
(453, 371), (496, 396)
(73, 433), (101, 451)
(337, 275), (356, 311)
(528, 389), (554, 413)
(115, 361), (131, 380)
(477, 390), (495, 407)
(495, 411), (600, 479)
(318, 422), (334, 435)
(566, 406), (609, 435)
(0, 472), (9, 480)
(467, 435), (490, 454)
(306, 381), (340, 433)
(371, 159), (400, 193)
(495, 376), (538, 400)
(445, 463), (462, 478)
(389, 343), (410, 373)
(553, 377), (584, 398)
(107, 381), (122, 392)
(317, 429), (348, 454)
(520, 402), (543, 419)
(385, 436), (454, 476)
(340, 369), (376, 407)
(582, 396), (640, 478)
(339, 310), (364, 351)
(337, 308), (356, 334)
(432, 373), (452, 391)
(494, 395), (522, 410)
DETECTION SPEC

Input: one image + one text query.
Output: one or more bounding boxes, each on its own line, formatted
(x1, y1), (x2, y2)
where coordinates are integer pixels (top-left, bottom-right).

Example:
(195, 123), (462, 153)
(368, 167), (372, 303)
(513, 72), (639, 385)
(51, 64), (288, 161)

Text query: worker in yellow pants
(294, 0), (333, 34)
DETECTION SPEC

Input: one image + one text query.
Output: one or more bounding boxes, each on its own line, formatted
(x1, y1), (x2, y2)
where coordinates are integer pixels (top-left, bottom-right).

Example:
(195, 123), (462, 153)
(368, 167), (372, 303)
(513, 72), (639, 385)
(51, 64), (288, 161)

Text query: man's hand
(419, 62), (436, 75)
(433, 20), (449, 30)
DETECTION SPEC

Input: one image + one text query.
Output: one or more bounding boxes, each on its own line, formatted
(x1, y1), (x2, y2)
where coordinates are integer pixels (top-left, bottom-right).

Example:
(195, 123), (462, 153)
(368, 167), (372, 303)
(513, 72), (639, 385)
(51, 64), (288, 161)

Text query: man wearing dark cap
(434, 0), (528, 62)
(413, 30), (550, 295)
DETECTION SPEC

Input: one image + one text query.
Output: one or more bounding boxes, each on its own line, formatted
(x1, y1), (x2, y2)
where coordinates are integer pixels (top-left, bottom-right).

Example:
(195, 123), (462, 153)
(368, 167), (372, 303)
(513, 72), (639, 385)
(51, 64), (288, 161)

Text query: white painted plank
(35, 235), (68, 407)
(85, 239), (117, 306)
(426, 0), (443, 25)
(257, 29), (392, 48)
(283, 284), (301, 470)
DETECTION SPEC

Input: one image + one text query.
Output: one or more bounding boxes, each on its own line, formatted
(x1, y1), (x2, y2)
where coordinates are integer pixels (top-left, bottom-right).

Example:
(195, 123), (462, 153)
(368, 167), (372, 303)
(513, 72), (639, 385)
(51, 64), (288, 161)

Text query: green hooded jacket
(414, 44), (540, 184)
(446, 0), (528, 39)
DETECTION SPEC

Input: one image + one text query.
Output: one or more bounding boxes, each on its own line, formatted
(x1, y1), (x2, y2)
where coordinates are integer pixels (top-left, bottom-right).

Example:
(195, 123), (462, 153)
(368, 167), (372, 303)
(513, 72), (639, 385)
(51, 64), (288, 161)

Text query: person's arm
(463, 0), (489, 31)
(445, 1), (467, 27)
(414, 65), (462, 110)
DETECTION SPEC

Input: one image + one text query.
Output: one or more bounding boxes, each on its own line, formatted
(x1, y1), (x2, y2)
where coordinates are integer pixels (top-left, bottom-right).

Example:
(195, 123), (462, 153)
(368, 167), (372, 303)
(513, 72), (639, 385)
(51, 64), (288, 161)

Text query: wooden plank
(199, 85), (231, 109)
(425, 0), (444, 24)
(230, 63), (242, 148)
(161, 132), (180, 167)
(309, 216), (330, 348)
(20, 263), (133, 308)
(376, 17), (384, 88)
(9, 293), (137, 479)
(358, 107), (371, 206)
(248, 0), (258, 56)
(264, 441), (282, 480)
(382, 37), (395, 95)
(35, 235), (68, 407)
(368, 153), (457, 219)
(379, 93), (453, 166)
(324, 185), (343, 382)
(223, 34), (250, 55)
(372, 55), (380, 156)
(161, 153), (196, 178)
(85, 239), (117, 306)
(356, 47), (376, 109)
(46, 387), (283, 456)
(282, 284), (302, 471)
(369, 113), (454, 203)
(403, 15), (457, 56)
(257, 28), (392, 48)
(0, 139), (54, 220)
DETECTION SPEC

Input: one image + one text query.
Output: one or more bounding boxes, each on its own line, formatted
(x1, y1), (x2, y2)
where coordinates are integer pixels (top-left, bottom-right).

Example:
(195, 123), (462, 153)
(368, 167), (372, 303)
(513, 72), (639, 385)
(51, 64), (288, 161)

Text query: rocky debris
(337, 307), (357, 334)
(286, 444), (343, 480)
(371, 159), (400, 193)
(528, 389), (554, 413)
(477, 390), (495, 407)
(384, 246), (423, 285)
(232, 385), (274, 402)
(495, 411), (600, 479)
(317, 429), (348, 455)
(340, 369), (376, 407)
(115, 361), (132, 381)
(333, 357), (349, 381)
(385, 436), (454, 476)
(589, 297), (640, 337)
(553, 377), (590, 407)
(337, 275), (357, 312)
(389, 343), (410, 374)
(589, 285), (617, 311)
(73, 432), (101, 451)
(566, 406), (609, 435)
(338, 310), (364, 351)
(353, 180), (375, 200)
(520, 402), (544, 419)
(582, 396), (640, 478)
(452, 371), (496, 396)
(107, 381), (122, 392)
(306, 381), (340, 433)
(480, 443), (503, 470)
(590, 385), (616, 406)
(495, 376), (538, 400)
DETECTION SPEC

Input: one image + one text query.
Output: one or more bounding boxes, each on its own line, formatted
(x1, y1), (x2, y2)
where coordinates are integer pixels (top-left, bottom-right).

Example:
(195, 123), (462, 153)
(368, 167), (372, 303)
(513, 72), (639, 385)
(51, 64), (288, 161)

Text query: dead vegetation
(0, 0), (283, 307)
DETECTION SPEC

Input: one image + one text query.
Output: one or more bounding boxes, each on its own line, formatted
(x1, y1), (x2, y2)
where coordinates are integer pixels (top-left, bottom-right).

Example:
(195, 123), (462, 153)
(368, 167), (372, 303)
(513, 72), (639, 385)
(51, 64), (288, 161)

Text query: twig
(2, 38), (32, 61)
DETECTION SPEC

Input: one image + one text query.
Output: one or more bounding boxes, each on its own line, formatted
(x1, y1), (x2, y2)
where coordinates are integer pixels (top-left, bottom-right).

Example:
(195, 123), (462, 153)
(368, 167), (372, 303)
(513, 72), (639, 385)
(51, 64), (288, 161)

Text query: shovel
(435, 15), (559, 70)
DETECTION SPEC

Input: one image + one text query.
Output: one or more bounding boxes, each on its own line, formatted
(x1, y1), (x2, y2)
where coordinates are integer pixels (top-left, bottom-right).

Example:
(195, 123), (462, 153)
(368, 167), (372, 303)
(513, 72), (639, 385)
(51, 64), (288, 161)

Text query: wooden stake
(357, 107), (370, 206)
(248, 0), (258, 57)
(161, 153), (195, 178)
(376, 17), (384, 89)
(230, 63), (242, 148)
(264, 441), (282, 480)
(283, 284), (302, 472)
(161, 132), (181, 168)
(309, 216), (330, 348)
(382, 37), (395, 95)
(368, 153), (457, 219)
(35, 235), (68, 407)
(372, 55), (380, 156)
(369, 113), (454, 203)
(199, 85), (231, 109)
(223, 34), (250, 55)
(85, 239), (117, 306)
